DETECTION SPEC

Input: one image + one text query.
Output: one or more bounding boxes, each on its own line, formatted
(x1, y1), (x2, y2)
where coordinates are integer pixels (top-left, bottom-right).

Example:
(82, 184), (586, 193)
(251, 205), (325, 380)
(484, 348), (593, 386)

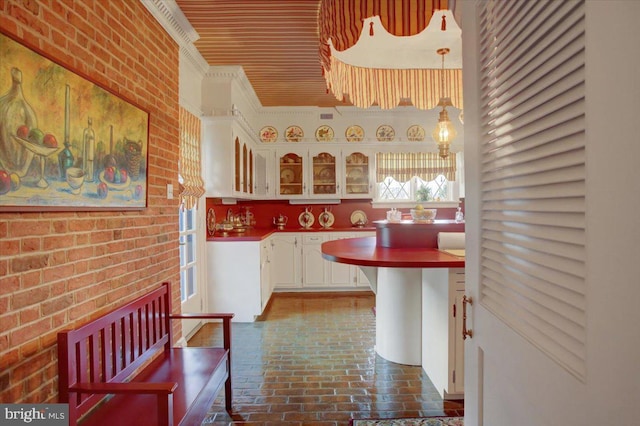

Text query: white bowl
(410, 208), (437, 222)
(66, 167), (85, 194)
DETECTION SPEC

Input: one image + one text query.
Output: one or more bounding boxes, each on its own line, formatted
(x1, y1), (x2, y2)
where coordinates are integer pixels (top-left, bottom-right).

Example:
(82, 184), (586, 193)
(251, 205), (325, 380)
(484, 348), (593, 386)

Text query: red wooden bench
(57, 282), (233, 426)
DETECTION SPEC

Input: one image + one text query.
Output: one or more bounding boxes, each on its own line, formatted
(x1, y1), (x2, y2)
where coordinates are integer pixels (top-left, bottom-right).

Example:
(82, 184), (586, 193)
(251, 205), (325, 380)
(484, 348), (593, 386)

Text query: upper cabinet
(310, 150), (340, 198)
(277, 151), (305, 198)
(342, 151), (374, 199)
(203, 116), (263, 199)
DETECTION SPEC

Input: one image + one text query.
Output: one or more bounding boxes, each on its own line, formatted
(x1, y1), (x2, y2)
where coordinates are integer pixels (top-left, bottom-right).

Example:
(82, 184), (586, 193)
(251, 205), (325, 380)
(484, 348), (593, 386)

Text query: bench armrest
(70, 381), (178, 395)
(170, 313), (234, 320)
(170, 313), (233, 351)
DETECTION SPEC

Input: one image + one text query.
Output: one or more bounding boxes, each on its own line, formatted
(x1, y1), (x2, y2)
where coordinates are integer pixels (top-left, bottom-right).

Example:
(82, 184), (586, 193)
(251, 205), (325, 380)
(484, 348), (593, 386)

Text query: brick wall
(0, 0), (182, 403)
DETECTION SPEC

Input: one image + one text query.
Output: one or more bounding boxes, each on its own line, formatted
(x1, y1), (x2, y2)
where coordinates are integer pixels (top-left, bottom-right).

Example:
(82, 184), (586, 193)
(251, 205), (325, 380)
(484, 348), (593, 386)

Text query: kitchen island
(321, 220), (465, 398)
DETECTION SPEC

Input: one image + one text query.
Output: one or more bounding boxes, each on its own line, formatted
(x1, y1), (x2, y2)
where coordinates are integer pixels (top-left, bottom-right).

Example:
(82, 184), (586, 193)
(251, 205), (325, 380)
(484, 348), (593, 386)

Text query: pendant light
(432, 48), (457, 158)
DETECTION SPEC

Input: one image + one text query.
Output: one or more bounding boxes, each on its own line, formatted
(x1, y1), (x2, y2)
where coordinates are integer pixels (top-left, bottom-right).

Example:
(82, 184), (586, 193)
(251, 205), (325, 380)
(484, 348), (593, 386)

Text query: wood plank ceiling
(175, 0), (340, 108)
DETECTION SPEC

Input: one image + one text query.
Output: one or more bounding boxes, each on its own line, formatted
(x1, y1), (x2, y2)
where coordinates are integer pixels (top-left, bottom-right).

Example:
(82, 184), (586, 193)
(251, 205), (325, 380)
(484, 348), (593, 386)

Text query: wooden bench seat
(57, 282), (233, 426)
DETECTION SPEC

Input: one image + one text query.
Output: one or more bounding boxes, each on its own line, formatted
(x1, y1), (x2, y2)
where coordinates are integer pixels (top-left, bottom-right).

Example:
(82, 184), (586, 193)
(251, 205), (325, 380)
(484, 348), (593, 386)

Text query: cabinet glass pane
(345, 152), (369, 194)
(279, 153), (303, 195)
(312, 152), (336, 195)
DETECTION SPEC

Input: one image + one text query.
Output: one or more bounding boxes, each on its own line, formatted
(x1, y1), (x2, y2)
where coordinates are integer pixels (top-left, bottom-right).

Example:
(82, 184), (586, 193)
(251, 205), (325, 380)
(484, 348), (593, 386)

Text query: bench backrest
(58, 282), (175, 421)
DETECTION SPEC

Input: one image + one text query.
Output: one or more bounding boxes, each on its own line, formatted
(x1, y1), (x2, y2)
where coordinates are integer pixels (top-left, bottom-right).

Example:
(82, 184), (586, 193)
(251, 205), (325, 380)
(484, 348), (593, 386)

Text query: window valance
(376, 152), (457, 182)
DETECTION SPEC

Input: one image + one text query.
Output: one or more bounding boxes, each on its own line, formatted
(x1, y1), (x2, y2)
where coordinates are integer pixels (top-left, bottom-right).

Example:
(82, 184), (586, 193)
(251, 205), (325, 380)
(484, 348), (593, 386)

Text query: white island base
(373, 267), (423, 366)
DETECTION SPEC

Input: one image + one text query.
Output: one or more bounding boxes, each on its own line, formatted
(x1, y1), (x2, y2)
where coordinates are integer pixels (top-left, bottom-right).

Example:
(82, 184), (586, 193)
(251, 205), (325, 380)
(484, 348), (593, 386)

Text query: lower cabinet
(207, 231), (374, 322)
(302, 234), (327, 287)
(270, 233), (302, 289)
(421, 267), (465, 400)
(207, 240), (270, 322)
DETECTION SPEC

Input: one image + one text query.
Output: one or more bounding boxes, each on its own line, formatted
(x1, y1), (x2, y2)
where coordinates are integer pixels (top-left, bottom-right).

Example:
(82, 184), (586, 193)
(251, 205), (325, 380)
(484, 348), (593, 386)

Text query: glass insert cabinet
(278, 152), (304, 196)
(311, 152), (337, 196)
(277, 150), (372, 199)
(344, 152), (370, 197)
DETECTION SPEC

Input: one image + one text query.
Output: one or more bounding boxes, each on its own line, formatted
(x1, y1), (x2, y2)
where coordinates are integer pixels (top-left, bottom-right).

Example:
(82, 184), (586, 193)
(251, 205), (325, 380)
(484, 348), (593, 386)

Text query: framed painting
(0, 31), (149, 211)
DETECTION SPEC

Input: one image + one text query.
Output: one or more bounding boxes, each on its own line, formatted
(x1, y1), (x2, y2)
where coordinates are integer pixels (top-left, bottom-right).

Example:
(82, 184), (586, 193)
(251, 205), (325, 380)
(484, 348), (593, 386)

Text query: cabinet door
(302, 234), (327, 287)
(327, 233), (357, 287)
(449, 268), (466, 396)
(343, 151), (373, 198)
(260, 240), (272, 311)
(271, 234), (301, 288)
(254, 150), (271, 197)
(277, 152), (305, 198)
(310, 150), (339, 198)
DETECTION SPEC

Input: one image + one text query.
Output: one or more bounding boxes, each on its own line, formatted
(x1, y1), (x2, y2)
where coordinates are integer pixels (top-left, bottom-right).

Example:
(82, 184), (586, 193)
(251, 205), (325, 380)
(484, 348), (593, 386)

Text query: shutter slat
(484, 220), (585, 246)
(484, 165), (585, 191)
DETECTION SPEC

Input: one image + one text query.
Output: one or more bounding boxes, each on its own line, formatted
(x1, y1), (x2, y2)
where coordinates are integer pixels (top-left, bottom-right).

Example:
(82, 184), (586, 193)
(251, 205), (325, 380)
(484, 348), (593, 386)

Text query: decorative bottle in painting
(0, 67), (38, 176)
(58, 84), (73, 179)
(82, 117), (95, 181)
(58, 141), (74, 179)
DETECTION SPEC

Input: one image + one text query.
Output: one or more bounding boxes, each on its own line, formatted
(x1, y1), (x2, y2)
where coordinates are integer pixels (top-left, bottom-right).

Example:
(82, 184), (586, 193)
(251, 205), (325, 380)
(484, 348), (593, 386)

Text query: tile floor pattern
(189, 292), (463, 425)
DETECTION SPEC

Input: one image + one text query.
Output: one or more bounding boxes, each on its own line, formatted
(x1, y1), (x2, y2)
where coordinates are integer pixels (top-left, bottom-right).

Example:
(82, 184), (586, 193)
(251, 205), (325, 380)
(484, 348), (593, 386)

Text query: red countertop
(321, 236), (465, 268)
(206, 226), (377, 242)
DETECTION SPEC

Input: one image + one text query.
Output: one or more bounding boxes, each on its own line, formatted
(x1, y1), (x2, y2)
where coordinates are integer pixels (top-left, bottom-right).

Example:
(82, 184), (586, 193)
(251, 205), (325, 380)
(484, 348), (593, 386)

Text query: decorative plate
(316, 167), (335, 183)
(350, 210), (368, 227)
(298, 210), (315, 228)
(347, 167), (364, 181)
(285, 125), (304, 142)
(318, 210), (335, 229)
(207, 208), (216, 236)
(280, 168), (295, 183)
(345, 125), (364, 142)
(407, 125), (426, 142)
(376, 125), (395, 142)
(259, 126), (278, 143)
(315, 125), (334, 142)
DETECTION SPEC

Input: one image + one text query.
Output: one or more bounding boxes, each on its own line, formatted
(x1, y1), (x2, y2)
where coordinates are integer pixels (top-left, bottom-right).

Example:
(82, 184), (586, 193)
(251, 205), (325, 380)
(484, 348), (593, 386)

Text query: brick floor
(189, 292), (464, 425)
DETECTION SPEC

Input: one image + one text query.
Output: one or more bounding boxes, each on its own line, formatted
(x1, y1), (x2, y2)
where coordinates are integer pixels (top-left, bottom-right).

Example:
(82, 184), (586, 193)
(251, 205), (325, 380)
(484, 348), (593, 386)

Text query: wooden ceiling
(175, 0), (339, 108)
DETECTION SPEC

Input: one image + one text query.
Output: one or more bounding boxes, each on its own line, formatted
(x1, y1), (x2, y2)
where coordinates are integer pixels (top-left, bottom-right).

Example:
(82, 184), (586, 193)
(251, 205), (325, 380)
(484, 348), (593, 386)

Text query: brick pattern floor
(189, 292), (464, 425)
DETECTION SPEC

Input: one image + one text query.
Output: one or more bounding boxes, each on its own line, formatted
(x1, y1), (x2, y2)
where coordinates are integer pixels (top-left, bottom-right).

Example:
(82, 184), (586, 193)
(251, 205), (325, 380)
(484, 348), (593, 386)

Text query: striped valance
(178, 107), (205, 209)
(376, 152), (456, 182)
(327, 57), (463, 110)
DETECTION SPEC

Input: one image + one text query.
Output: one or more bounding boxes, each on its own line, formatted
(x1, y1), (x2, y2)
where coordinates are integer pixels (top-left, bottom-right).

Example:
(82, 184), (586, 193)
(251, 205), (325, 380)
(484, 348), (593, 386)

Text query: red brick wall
(0, 0), (181, 403)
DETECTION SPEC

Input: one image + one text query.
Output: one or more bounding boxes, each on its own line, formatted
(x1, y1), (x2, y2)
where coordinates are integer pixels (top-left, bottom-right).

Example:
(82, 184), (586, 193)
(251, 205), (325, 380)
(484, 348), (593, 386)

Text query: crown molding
(141, 0), (209, 76)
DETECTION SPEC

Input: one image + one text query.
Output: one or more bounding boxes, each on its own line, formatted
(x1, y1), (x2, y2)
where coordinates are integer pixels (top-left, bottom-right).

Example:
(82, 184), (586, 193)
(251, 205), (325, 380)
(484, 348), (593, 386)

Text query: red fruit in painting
(134, 184), (143, 200)
(97, 182), (108, 199)
(104, 166), (115, 183)
(119, 169), (127, 183)
(16, 125), (29, 139)
(0, 170), (11, 195)
(43, 133), (58, 148)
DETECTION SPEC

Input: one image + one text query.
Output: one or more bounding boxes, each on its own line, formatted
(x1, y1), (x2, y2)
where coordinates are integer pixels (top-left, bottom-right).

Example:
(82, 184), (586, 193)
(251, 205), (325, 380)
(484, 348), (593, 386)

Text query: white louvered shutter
(478, 0), (587, 380)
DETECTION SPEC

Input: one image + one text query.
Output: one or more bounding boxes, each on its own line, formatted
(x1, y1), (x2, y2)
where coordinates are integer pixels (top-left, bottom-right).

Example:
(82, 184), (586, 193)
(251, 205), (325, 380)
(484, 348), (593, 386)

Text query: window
(179, 206), (197, 303)
(377, 174), (452, 202)
(375, 152), (457, 202)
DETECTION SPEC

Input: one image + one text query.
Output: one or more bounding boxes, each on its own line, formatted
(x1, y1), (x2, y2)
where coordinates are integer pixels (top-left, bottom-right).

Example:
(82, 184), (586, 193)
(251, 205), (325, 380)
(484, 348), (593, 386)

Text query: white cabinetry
(301, 234), (327, 287)
(207, 240), (269, 322)
(254, 150), (272, 197)
(270, 233), (302, 288)
(202, 116), (260, 199)
(421, 267), (465, 399)
(277, 149), (344, 199)
(342, 150), (374, 198)
(260, 238), (273, 312)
